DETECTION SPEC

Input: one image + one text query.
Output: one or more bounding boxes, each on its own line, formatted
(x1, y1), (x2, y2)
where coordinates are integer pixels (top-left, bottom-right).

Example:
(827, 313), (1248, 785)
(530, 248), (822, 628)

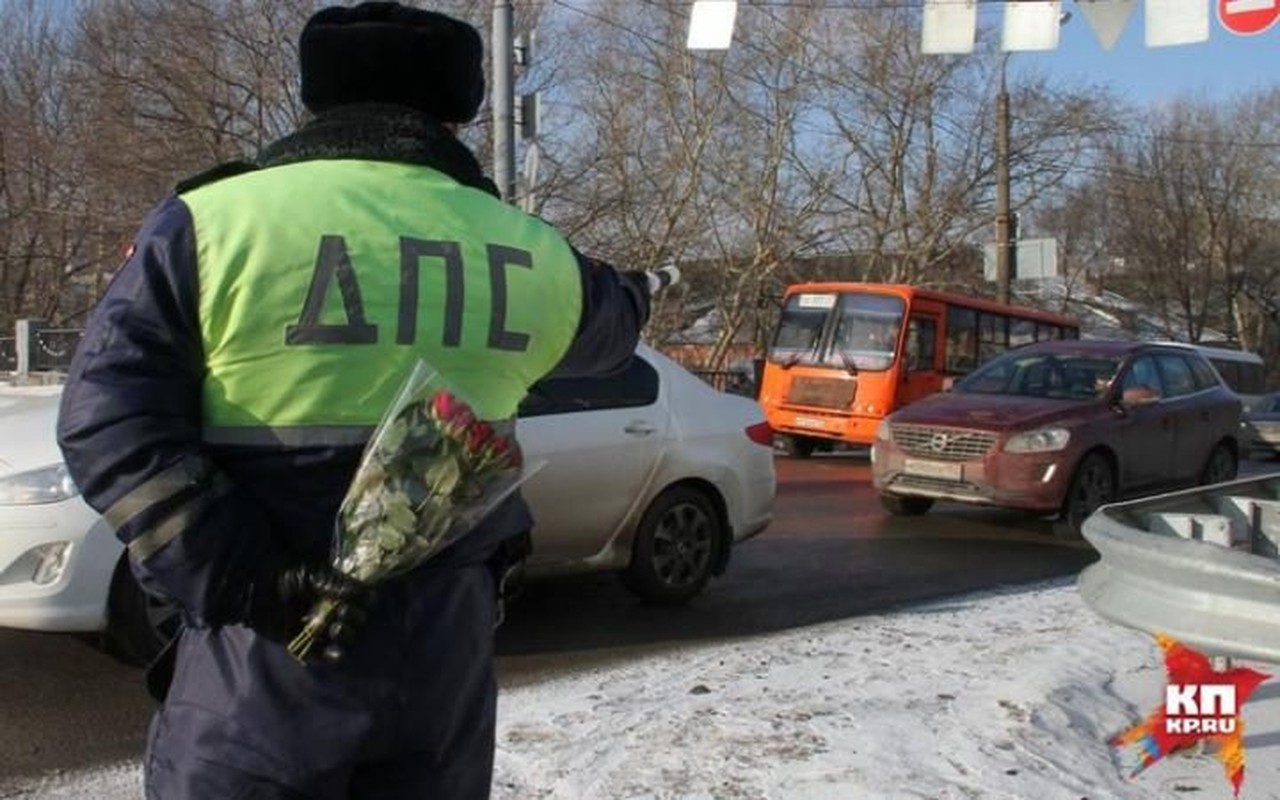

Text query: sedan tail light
(745, 421), (773, 447)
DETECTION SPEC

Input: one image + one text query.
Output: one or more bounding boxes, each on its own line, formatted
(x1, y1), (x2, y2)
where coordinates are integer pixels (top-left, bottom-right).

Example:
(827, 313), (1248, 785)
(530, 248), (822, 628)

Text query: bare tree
(1103, 94), (1280, 345)
(807, 13), (1116, 290)
(539, 1), (842, 365)
(0, 0), (94, 330)
(5, 0), (1278, 376)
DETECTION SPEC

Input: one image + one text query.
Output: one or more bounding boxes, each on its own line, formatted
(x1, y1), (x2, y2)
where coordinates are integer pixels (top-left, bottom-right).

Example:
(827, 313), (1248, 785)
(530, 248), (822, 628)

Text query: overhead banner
(1145, 0), (1211, 45)
(1003, 0), (1064, 50)
(922, 0), (979, 54)
(687, 0), (738, 50)
(1078, 0), (1140, 49)
(696, 0), (1238, 54)
(912, 0), (1221, 54)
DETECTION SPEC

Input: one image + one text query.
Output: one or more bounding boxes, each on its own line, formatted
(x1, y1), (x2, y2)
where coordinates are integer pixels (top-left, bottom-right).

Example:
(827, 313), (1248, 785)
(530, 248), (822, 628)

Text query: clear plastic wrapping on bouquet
(289, 360), (543, 662)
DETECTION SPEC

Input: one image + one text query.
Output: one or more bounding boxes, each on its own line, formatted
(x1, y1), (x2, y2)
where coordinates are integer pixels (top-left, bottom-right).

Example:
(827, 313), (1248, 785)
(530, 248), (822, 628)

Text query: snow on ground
(13, 577), (1280, 799)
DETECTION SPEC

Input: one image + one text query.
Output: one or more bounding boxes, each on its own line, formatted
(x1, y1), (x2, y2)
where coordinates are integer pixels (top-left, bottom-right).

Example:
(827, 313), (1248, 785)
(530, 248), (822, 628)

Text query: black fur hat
(300, 2), (486, 123)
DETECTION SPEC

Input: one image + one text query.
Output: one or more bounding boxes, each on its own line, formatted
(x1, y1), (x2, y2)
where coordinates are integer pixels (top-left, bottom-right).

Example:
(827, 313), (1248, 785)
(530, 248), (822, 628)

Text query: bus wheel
(880, 494), (934, 516)
(778, 434), (817, 458)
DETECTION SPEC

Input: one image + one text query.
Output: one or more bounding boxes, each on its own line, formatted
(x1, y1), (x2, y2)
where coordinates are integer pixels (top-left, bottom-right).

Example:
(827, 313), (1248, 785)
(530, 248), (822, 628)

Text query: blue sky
(990, 5), (1280, 106)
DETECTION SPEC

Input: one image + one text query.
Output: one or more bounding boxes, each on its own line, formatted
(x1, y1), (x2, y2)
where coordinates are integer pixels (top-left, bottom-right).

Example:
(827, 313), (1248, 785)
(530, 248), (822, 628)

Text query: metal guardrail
(0, 337), (15, 372)
(1079, 473), (1280, 664)
(690, 369), (757, 397)
(30, 328), (82, 372)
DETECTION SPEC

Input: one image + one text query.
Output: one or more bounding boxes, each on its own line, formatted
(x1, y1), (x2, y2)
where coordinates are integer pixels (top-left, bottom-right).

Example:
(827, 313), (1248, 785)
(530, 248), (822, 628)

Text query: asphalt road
(0, 452), (1144, 786)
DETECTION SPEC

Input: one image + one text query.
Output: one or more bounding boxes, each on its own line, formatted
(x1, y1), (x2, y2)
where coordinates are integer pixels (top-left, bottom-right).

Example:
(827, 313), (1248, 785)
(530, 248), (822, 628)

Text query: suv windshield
(955, 351), (1121, 401)
(769, 290), (905, 372)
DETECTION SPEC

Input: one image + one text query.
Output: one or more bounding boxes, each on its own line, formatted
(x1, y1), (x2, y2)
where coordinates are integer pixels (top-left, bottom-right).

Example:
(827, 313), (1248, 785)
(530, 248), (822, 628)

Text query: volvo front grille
(890, 425), (997, 461)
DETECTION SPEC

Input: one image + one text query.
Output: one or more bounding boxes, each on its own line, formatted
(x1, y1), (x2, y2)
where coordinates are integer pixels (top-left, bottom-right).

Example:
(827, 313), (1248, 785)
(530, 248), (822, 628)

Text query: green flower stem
(287, 596), (339, 664)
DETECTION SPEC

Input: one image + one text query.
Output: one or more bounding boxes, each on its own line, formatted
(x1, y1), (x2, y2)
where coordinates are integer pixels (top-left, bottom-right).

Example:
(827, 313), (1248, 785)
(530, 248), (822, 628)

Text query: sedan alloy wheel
(622, 486), (723, 604)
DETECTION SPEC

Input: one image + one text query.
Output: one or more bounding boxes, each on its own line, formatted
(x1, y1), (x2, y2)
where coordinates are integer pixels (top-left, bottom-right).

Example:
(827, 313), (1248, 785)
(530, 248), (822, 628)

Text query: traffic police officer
(56, 3), (659, 798)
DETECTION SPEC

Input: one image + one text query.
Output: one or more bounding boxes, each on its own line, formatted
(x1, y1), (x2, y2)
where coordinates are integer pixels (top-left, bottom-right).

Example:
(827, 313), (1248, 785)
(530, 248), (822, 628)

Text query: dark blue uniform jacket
(56, 105), (649, 630)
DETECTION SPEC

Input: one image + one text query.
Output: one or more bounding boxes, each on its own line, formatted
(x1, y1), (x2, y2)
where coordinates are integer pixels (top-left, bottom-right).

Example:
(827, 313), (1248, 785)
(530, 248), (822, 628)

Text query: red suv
(871, 340), (1242, 536)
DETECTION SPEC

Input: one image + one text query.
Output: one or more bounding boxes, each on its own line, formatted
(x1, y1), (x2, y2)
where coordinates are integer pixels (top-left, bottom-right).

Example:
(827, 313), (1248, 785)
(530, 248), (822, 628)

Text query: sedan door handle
(624, 421), (656, 436)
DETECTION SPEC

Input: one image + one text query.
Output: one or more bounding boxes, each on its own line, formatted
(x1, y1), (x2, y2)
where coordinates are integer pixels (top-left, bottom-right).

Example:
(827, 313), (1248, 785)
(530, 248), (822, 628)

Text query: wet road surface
(0, 451), (1185, 784)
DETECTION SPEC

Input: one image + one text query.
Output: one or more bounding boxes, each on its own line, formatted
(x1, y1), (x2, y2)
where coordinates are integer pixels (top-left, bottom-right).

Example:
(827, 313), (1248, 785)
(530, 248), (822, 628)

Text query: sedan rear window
(520, 357), (659, 417)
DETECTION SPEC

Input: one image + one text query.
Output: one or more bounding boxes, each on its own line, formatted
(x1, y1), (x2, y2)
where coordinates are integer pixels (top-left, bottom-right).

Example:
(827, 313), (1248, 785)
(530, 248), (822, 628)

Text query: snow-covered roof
(663, 307), (755, 346)
(1016, 278), (1228, 343)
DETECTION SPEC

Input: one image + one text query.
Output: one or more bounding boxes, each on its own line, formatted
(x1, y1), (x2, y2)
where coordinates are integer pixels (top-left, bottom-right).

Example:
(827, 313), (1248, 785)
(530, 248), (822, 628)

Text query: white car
(0, 344), (775, 663)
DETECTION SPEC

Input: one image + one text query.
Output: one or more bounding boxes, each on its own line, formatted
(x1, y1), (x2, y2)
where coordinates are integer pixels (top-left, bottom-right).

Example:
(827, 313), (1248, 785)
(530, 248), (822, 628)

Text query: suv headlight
(0, 463), (80, 505)
(876, 420), (892, 442)
(1004, 428), (1071, 454)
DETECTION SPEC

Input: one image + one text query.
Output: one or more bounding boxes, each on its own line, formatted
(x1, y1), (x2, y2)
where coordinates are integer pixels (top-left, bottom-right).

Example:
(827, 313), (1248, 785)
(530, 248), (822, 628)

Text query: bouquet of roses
(288, 360), (542, 663)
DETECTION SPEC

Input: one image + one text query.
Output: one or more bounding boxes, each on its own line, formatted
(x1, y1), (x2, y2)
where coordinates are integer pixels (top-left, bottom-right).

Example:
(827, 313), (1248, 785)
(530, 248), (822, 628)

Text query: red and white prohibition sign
(1218, 0), (1280, 35)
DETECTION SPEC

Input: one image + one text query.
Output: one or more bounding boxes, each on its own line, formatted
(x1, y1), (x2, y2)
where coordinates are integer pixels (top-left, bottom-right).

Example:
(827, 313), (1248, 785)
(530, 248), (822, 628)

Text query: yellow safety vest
(180, 159), (582, 445)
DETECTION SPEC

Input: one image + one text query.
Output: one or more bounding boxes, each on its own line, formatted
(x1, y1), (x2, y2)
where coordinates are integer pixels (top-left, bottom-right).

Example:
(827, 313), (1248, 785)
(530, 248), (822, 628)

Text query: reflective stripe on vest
(180, 160), (582, 440)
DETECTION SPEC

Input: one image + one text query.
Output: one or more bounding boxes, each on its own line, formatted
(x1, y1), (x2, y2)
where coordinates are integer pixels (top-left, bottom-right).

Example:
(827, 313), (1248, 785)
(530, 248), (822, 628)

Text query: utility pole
(993, 14), (1069, 305)
(994, 53), (1013, 306)
(492, 0), (516, 201)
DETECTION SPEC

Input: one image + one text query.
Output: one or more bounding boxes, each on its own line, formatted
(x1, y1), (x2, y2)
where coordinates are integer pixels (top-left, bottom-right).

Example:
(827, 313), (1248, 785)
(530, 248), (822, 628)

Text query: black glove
(247, 563), (373, 662)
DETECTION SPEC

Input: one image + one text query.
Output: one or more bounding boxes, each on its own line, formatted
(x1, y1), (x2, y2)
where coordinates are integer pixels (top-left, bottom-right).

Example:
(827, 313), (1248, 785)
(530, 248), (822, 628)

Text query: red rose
(430, 391), (462, 421)
(486, 436), (521, 468)
(466, 421), (494, 454)
(430, 391), (476, 434)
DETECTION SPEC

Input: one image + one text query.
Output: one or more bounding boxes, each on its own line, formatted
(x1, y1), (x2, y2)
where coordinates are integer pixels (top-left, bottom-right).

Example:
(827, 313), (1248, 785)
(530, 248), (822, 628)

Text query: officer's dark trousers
(143, 562), (497, 800)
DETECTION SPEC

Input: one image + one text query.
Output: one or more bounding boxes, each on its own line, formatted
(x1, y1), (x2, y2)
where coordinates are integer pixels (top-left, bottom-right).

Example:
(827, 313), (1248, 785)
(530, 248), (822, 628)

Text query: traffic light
(518, 92), (540, 141)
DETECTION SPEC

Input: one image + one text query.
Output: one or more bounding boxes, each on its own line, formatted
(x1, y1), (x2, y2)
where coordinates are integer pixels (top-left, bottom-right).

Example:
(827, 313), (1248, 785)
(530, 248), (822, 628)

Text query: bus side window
(1010, 318), (1035, 348)
(979, 312), (1009, 363)
(906, 316), (938, 371)
(945, 307), (978, 373)
(1036, 323), (1063, 341)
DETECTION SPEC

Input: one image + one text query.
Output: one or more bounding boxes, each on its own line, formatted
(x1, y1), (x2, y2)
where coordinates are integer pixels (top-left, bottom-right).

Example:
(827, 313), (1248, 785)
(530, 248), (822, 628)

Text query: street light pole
(994, 53), (1013, 306)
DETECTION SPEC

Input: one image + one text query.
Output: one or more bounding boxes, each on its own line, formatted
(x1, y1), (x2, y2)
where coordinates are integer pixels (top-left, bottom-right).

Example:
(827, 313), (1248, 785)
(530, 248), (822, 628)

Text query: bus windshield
(828, 292), (904, 372)
(769, 290), (905, 372)
(770, 292), (835, 364)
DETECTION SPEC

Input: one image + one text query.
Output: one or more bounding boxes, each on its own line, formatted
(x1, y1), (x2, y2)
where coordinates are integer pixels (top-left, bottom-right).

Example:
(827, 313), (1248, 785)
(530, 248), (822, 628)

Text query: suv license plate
(793, 416), (826, 429)
(903, 459), (962, 481)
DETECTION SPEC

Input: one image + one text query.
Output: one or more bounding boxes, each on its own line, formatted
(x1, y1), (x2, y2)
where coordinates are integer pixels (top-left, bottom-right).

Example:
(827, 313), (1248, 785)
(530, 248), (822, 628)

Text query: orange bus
(759, 282), (1080, 455)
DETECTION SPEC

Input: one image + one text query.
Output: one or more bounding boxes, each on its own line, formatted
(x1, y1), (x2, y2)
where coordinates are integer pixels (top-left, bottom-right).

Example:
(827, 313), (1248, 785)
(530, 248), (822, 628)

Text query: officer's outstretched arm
(56, 198), (285, 628)
(545, 250), (657, 379)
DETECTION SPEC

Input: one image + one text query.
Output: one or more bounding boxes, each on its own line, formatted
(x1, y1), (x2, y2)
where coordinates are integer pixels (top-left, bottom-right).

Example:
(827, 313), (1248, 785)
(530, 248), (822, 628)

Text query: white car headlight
(1004, 428), (1071, 454)
(0, 463), (80, 505)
